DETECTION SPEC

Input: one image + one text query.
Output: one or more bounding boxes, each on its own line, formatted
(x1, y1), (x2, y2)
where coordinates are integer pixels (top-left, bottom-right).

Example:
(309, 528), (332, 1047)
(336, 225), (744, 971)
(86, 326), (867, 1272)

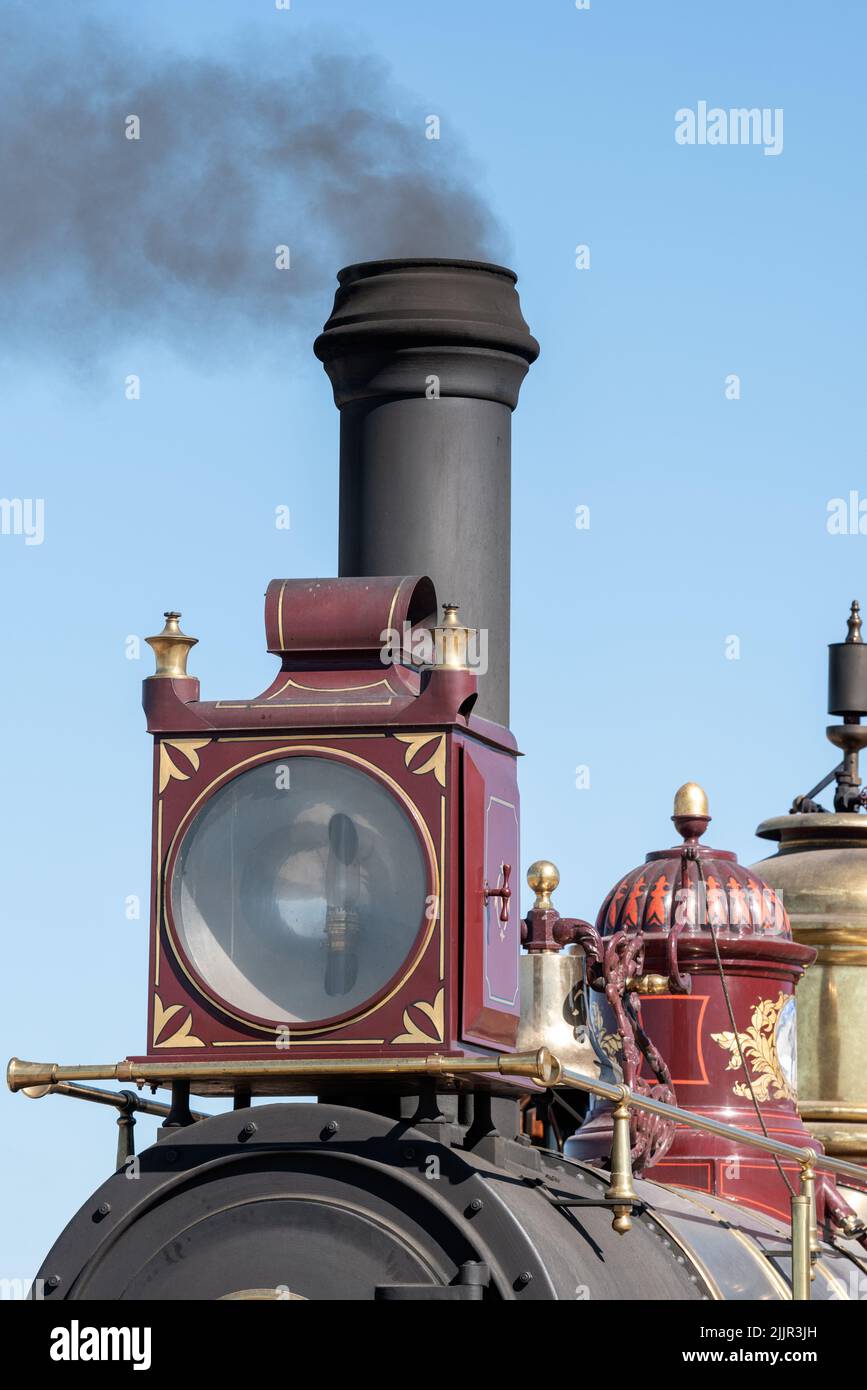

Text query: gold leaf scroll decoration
(711, 992), (794, 1103)
(590, 1002), (623, 1061)
(153, 993), (205, 1049)
(391, 988), (445, 1045)
(158, 738), (211, 795)
(394, 733), (446, 787)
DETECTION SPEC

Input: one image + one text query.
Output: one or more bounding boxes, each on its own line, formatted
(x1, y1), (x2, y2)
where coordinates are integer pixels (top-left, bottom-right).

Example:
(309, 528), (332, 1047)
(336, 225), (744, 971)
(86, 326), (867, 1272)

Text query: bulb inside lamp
(324, 812), (361, 996)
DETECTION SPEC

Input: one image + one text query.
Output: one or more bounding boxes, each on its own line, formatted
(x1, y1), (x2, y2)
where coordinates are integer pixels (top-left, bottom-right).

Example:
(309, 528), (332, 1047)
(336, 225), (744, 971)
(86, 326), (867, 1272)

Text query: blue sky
(2, 0), (866, 1281)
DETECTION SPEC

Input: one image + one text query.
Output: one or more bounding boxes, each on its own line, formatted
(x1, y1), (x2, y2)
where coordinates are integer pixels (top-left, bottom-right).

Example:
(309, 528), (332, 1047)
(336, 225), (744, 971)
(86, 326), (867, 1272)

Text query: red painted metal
(142, 577), (513, 748)
(460, 741), (521, 1049)
(633, 934), (815, 1223)
(132, 575), (521, 1072)
(567, 825), (832, 1222)
(264, 575), (436, 663)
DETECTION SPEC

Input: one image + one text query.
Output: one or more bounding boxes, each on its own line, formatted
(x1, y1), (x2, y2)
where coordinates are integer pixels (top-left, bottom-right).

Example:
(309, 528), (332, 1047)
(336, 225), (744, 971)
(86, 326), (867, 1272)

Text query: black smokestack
(0, 10), (504, 364)
(314, 258), (539, 727)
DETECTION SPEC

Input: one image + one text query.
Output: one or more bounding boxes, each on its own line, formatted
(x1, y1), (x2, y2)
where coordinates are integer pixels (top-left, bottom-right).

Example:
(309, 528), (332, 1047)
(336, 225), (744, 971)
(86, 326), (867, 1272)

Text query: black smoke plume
(0, 8), (504, 364)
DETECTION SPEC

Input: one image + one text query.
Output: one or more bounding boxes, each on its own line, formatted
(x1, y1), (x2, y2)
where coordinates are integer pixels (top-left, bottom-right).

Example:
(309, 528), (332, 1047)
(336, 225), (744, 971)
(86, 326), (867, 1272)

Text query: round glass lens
(171, 756), (428, 1022)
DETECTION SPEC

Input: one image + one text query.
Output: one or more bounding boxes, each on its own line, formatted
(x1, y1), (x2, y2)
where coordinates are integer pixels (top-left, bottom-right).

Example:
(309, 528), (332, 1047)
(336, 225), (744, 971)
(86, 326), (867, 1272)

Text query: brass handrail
(7, 1048), (866, 1185)
(553, 1064), (867, 1186)
(5, 1051), (559, 1089)
(9, 1045), (864, 1301)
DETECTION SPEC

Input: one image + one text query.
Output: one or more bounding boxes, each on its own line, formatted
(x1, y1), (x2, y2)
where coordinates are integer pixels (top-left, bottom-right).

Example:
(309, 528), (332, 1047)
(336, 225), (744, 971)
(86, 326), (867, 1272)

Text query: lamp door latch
(484, 862), (512, 923)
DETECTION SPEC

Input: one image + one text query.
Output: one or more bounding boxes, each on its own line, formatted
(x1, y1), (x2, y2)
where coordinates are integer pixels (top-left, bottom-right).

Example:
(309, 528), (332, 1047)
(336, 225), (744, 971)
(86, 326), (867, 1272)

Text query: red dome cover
(598, 842), (792, 941)
(568, 785), (827, 1229)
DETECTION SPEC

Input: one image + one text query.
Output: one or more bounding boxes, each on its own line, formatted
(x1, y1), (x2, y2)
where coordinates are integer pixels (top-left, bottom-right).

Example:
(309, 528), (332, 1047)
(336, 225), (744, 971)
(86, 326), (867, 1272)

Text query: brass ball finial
(672, 783), (711, 842)
(145, 611), (198, 679)
(527, 860), (560, 912)
(847, 600), (863, 644)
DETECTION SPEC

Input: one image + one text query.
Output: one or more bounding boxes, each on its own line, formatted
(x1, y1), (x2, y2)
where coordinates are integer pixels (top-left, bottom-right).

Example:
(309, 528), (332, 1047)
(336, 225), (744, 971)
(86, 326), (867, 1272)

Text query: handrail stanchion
(800, 1160), (820, 1277)
(791, 1193), (812, 1301)
(115, 1093), (137, 1170)
(607, 1088), (637, 1234)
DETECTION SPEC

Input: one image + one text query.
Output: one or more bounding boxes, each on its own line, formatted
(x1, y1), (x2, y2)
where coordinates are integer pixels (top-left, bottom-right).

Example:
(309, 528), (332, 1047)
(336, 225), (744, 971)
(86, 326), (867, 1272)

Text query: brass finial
(527, 860), (560, 912)
(145, 611), (198, 679)
(430, 602), (478, 671)
(673, 782), (709, 818)
(847, 600), (862, 644)
(672, 783), (711, 842)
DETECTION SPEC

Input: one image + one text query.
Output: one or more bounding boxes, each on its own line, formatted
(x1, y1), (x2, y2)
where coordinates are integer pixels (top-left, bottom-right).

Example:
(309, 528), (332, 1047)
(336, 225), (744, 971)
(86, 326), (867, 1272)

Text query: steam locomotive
(9, 260), (867, 1301)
